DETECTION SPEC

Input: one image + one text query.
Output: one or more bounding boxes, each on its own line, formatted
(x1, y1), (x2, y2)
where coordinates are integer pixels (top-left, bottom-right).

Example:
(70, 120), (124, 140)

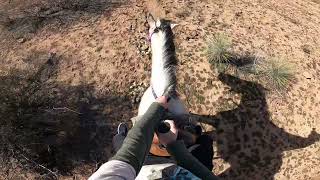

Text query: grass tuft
(205, 34), (232, 71)
(205, 34), (295, 90)
(260, 58), (295, 90)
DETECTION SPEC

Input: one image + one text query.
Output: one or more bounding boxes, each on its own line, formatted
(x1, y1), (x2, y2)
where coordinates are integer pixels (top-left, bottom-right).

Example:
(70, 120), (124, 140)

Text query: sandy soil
(0, 0), (319, 179)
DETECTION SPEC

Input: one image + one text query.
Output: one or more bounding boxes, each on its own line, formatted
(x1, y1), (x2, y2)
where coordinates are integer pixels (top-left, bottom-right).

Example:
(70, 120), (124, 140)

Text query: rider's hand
(156, 96), (168, 109)
(156, 120), (178, 146)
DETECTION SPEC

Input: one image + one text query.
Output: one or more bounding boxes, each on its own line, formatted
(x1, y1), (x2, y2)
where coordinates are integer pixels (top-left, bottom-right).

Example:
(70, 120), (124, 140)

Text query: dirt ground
(0, 0), (319, 179)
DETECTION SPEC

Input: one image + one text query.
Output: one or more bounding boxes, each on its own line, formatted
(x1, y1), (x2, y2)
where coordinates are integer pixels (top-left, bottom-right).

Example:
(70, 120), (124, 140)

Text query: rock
(302, 72), (312, 79)
(141, 44), (149, 51)
(17, 38), (26, 43)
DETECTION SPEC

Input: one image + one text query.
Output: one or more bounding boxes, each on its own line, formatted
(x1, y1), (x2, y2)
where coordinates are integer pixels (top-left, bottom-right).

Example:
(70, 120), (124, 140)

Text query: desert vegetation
(205, 34), (295, 91)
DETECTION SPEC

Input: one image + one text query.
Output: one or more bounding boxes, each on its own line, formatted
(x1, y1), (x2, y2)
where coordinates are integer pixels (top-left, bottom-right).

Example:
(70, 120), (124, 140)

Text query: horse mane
(153, 20), (177, 97)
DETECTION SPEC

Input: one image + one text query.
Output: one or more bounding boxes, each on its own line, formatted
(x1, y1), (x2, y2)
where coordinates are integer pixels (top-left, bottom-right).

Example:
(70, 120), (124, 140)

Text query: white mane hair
(138, 16), (188, 116)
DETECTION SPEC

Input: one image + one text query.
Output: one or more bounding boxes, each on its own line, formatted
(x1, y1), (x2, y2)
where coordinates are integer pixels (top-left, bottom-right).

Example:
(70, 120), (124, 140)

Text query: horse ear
(170, 23), (179, 29)
(147, 13), (156, 27)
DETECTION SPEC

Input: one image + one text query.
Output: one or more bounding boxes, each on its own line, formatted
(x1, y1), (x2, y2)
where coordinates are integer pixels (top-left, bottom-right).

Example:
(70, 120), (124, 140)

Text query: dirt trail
(0, 0), (319, 179)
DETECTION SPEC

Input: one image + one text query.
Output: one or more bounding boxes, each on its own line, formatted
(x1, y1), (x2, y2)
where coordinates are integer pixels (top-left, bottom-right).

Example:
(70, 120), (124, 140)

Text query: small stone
(141, 44), (149, 51)
(17, 38), (26, 43)
(302, 72), (312, 79)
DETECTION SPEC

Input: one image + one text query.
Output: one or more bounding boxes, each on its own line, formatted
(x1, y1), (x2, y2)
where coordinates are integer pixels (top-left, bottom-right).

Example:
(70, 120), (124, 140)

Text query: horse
(136, 14), (198, 157)
(138, 15), (187, 116)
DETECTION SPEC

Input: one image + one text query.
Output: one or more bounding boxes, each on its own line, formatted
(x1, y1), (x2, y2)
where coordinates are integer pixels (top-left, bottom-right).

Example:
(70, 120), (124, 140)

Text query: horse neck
(150, 31), (177, 97)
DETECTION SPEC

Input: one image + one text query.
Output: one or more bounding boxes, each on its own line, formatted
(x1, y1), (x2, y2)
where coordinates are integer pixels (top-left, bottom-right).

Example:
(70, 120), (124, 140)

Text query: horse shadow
(190, 73), (320, 180)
